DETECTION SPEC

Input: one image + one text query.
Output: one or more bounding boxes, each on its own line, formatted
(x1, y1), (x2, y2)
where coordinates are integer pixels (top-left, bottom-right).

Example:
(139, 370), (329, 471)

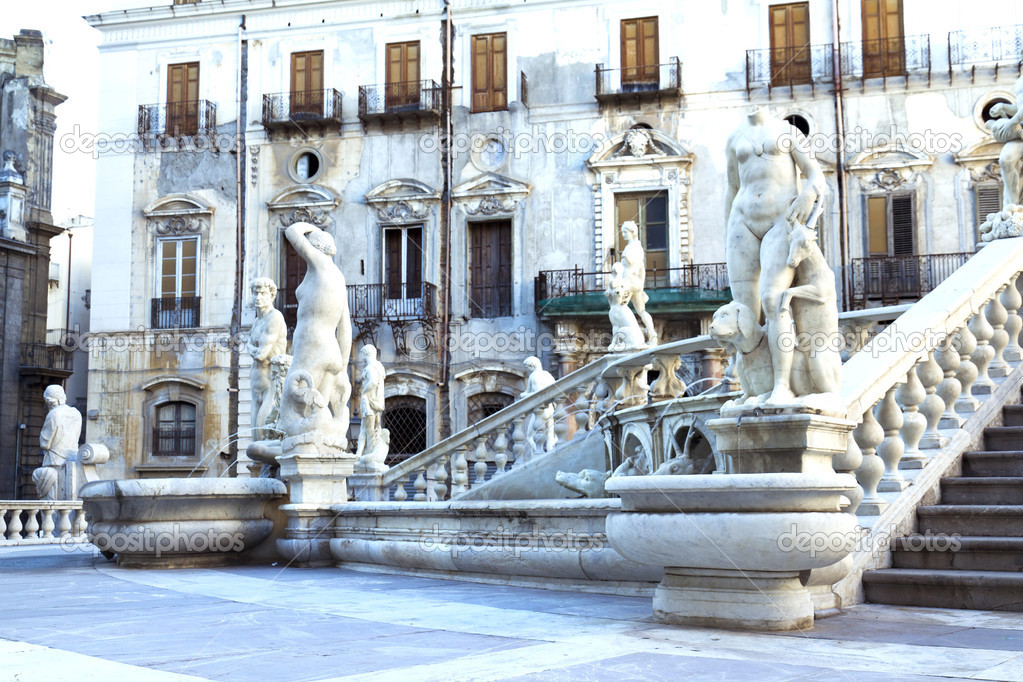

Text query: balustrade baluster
(854, 402), (887, 516)
(493, 431), (510, 475)
(935, 334), (963, 429)
(955, 322), (980, 414)
(56, 509), (73, 538)
(650, 352), (685, 401)
(393, 476), (408, 502)
(832, 434), (863, 514)
(918, 350), (948, 450)
(433, 456), (449, 501)
(970, 303), (996, 394)
(39, 508), (55, 539)
(896, 363), (927, 469)
(0, 508), (6, 540)
(877, 385), (907, 492)
(7, 508), (22, 540)
(510, 416), (526, 469)
(573, 393), (589, 439)
(987, 286), (1011, 377)
(553, 398), (569, 445)
(1002, 273), (1023, 362)
(73, 508), (88, 537)
(473, 437), (489, 489)
(452, 446), (470, 495)
(425, 463), (438, 501)
(23, 508), (40, 539)
(413, 470), (427, 501)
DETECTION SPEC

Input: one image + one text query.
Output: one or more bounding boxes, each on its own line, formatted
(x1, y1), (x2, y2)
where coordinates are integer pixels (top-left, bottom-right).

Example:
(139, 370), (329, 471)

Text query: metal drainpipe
(228, 15), (247, 470)
(437, 0), (454, 437)
(832, 0), (851, 310)
(64, 230), (72, 336)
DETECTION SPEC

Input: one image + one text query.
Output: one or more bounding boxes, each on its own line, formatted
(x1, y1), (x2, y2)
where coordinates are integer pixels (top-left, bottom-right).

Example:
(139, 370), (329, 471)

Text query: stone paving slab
(1, 545), (1023, 681)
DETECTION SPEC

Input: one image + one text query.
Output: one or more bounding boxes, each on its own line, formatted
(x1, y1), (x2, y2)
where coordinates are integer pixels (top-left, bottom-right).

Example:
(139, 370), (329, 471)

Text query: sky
(0, 0), (142, 225)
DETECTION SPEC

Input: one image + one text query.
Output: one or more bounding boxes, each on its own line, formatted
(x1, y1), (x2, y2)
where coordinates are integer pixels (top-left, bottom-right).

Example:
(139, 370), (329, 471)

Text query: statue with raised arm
(277, 222), (353, 454)
(32, 385), (82, 500)
(980, 75), (1023, 241)
(247, 278), (287, 441)
(606, 263), (648, 353)
(723, 105), (836, 407)
(619, 221), (658, 346)
(521, 356), (558, 451)
(355, 345), (389, 472)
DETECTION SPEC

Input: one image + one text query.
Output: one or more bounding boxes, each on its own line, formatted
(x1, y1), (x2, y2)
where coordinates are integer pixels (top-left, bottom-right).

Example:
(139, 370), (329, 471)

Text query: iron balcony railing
(595, 57), (682, 99)
(137, 100), (217, 139)
(840, 34), (931, 84)
(261, 88), (343, 127)
(349, 281), (438, 321)
(948, 23), (1023, 77)
(745, 43), (835, 96)
(151, 296), (201, 330)
(849, 253), (972, 309)
(19, 343), (74, 374)
(535, 263), (730, 303)
(358, 79), (442, 118)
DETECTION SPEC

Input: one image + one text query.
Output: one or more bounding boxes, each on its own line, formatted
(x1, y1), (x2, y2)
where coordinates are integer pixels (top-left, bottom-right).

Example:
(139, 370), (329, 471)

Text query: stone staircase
(863, 401), (1023, 611)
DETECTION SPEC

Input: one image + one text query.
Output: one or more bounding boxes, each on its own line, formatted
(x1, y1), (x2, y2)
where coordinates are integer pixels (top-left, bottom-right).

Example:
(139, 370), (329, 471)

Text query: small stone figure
(246, 278), (287, 441)
(606, 263), (648, 353)
(32, 385), (82, 500)
(246, 353), (292, 476)
(355, 345), (389, 473)
(555, 469), (609, 498)
(986, 74), (1023, 209)
(709, 301), (773, 406)
(619, 221), (658, 346)
(521, 356), (557, 452)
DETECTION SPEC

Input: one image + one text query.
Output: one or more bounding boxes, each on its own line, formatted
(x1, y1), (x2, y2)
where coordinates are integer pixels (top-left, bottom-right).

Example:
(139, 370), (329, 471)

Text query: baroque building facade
(85, 0), (1023, 477)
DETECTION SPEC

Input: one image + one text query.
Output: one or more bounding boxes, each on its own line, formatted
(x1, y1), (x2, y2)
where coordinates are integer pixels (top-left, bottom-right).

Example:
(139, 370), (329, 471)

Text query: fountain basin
(80, 478), (287, 568)
(605, 473), (860, 631)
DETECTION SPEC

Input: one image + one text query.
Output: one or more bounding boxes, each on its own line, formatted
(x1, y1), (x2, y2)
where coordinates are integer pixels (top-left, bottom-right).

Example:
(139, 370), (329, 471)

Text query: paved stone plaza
(2, 545), (1022, 681)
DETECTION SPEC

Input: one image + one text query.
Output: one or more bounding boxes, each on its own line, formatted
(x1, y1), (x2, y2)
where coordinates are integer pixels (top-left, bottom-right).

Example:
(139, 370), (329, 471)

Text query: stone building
(0, 30), (68, 498)
(85, 0), (1023, 477)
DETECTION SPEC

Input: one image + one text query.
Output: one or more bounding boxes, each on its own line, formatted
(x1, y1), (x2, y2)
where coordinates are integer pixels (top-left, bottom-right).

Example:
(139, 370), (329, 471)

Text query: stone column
(277, 451), (357, 567)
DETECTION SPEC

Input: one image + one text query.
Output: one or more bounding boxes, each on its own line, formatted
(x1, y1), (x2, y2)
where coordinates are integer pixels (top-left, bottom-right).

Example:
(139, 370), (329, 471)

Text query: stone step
(891, 536), (1023, 572)
(941, 477), (1023, 505)
(983, 426), (1023, 452)
(1003, 405), (1023, 427)
(916, 505), (1023, 536)
(964, 451), (1023, 477)
(863, 568), (1023, 611)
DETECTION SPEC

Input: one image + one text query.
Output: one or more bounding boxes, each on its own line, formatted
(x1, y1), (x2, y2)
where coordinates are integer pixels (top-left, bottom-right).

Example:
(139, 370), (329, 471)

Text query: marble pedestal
(708, 408), (855, 475)
(277, 451), (357, 567)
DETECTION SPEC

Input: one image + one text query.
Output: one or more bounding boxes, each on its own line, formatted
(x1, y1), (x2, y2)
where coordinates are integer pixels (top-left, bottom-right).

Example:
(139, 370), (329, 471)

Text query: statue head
(251, 277), (278, 310)
(43, 385), (66, 409)
(524, 356), (542, 373)
(307, 227), (337, 256)
(625, 128), (652, 157)
(620, 221), (639, 242)
(360, 344), (378, 364)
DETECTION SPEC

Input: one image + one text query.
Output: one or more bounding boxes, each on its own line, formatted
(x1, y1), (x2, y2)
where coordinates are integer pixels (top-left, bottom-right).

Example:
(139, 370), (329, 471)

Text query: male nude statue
(246, 278), (287, 440)
(32, 385), (82, 500)
(281, 222), (352, 443)
(724, 105), (826, 404)
(987, 74), (1023, 207)
(620, 221), (658, 346)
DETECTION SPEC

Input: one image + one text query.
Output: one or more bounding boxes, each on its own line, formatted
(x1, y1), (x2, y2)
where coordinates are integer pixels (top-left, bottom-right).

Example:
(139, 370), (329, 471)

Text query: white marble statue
(606, 263), (648, 353)
(278, 222), (353, 454)
(246, 277), (288, 441)
(709, 301), (774, 405)
(522, 356), (557, 451)
(246, 353), (292, 474)
(355, 344), (389, 473)
(619, 221), (658, 346)
(980, 75), (1023, 241)
(32, 385), (82, 500)
(723, 105), (839, 408)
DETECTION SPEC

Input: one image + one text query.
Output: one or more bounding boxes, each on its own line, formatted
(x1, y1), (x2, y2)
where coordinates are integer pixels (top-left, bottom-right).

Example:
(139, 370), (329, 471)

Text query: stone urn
(80, 478), (287, 568)
(605, 473), (859, 631)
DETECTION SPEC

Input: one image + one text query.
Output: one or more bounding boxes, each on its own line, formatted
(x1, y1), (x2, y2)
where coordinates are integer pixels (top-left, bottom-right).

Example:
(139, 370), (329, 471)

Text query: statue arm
(284, 223), (319, 264)
(787, 137), (826, 225)
(724, 137), (740, 226)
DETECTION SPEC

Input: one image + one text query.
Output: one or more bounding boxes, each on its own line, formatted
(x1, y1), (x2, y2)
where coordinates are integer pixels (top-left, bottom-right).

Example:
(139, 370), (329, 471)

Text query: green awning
(536, 287), (733, 318)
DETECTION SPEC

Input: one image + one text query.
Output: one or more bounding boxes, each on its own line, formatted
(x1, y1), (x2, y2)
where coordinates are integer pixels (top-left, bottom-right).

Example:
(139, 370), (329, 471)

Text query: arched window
(384, 396), (428, 466)
(153, 401), (197, 457)
(467, 391), (514, 451)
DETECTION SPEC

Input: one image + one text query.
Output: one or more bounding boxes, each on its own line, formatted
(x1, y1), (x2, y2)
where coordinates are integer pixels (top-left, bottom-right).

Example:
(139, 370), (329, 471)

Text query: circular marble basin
(80, 478), (287, 568)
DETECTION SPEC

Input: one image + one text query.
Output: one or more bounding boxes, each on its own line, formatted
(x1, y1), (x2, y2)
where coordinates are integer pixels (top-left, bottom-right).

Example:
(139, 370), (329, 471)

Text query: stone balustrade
(0, 501), (88, 544)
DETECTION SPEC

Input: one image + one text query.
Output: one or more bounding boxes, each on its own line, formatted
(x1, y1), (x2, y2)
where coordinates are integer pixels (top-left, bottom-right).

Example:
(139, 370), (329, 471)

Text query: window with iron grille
(153, 401), (197, 457)
(383, 396), (428, 467)
(467, 391), (514, 452)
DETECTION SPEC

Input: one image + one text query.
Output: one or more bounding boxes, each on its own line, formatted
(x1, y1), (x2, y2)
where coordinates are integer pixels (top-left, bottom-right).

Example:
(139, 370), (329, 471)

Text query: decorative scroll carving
(374, 199), (430, 224)
(871, 169), (906, 191)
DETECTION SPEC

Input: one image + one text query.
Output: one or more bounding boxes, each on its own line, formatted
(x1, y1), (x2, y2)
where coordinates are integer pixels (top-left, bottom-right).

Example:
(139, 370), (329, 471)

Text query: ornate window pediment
(955, 138), (1004, 182)
(143, 193), (213, 235)
(366, 179), (440, 224)
(452, 173), (530, 216)
(267, 184), (340, 230)
(587, 128), (693, 171)
(848, 146), (933, 191)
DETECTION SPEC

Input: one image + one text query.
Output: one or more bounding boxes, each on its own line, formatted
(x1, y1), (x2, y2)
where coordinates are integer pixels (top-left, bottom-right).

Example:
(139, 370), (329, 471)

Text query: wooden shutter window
(975, 183), (1003, 228)
(386, 41), (421, 109)
(890, 194), (915, 256)
(769, 3), (811, 86)
(861, 0), (904, 78)
(167, 62), (199, 136)
(469, 221), (512, 317)
(471, 33), (507, 112)
(291, 51), (324, 115)
(621, 17), (659, 84)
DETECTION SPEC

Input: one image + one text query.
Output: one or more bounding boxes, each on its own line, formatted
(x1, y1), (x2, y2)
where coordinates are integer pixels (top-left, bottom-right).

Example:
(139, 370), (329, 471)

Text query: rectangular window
(615, 192), (669, 283)
(290, 50), (324, 116)
(769, 2), (811, 86)
(621, 17), (659, 87)
(155, 238), (199, 328)
(471, 33), (507, 113)
(867, 193), (914, 256)
(385, 41), (421, 110)
(166, 62), (199, 136)
(153, 402), (197, 457)
(383, 225), (424, 300)
(468, 221), (512, 317)
(861, 0), (905, 78)
(975, 182), (1003, 232)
